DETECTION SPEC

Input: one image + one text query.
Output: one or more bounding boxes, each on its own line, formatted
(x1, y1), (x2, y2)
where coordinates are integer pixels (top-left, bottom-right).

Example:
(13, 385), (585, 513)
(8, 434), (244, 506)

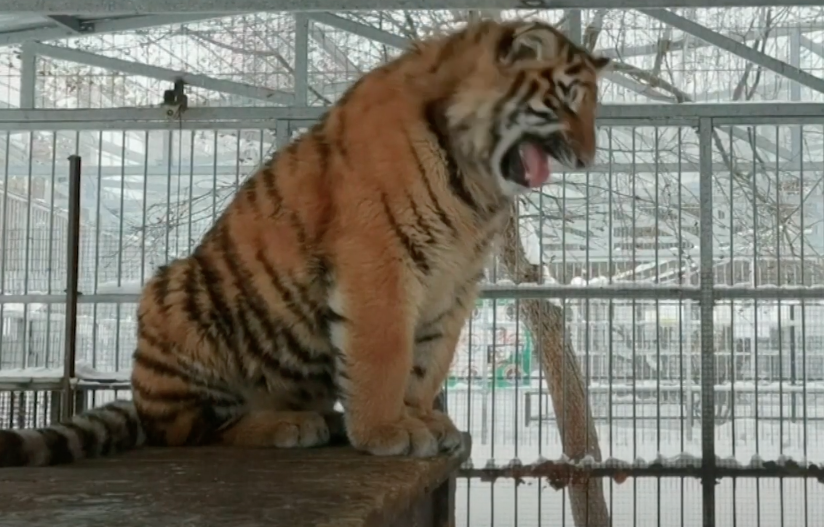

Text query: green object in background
(446, 300), (534, 389)
(491, 328), (533, 388)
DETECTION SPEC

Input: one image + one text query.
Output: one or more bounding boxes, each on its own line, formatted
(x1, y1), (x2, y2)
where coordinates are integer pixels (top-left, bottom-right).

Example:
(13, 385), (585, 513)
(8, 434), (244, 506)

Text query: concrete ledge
(0, 433), (472, 527)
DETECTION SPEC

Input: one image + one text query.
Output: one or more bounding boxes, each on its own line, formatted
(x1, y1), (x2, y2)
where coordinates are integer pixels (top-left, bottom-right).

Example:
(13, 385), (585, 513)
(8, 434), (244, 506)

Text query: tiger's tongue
(520, 143), (551, 187)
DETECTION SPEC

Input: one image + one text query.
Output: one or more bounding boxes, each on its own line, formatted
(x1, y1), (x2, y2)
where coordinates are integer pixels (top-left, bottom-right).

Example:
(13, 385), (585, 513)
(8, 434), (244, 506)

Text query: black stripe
(288, 209), (309, 248)
(38, 428), (74, 465)
(191, 251), (236, 344)
(322, 307), (347, 324)
(335, 109), (351, 165)
(417, 165), (457, 238)
(513, 79), (539, 122)
(493, 70), (527, 125)
(312, 128), (332, 179)
(185, 404), (226, 445)
(130, 375), (206, 406)
(189, 251), (243, 374)
(406, 191), (438, 247)
(423, 101), (479, 215)
(421, 309), (450, 330)
(243, 175), (259, 211)
(136, 330), (171, 356)
(260, 152), (310, 248)
(153, 265), (171, 313)
(381, 193), (430, 274)
(565, 63), (583, 76)
(261, 164), (284, 208)
(104, 404), (141, 450)
(219, 228), (324, 375)
(319, 307), (348, 342)
(62, 421), (96, 457)
(415, 332), (443, 345)
(255, 249), (318, 332)
(218, 229), (315, 381)
(133, 350), (205, 389)
(496, 26), (517, 61)
(0, 430), (26, 466)
(84, 413), (115, 456)
(182, 262), (204, 332)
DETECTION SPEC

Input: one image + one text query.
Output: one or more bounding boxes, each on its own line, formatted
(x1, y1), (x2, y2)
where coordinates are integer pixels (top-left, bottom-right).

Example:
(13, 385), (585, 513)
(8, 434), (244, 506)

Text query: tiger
(0, 18), (609, 467)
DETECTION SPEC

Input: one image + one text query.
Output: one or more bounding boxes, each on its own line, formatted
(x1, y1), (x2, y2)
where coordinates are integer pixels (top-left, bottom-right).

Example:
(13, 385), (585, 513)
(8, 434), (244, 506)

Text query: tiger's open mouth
(501, 137), (553, 189)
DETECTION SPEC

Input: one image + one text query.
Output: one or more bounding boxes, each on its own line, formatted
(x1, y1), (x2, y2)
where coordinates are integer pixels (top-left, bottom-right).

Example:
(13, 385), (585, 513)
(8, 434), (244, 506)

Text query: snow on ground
(443, 388), (824, 526)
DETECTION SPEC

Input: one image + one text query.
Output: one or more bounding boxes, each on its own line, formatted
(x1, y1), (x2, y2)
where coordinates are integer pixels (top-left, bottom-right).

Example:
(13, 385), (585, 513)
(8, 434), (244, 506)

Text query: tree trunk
(498, 207), (610, 527)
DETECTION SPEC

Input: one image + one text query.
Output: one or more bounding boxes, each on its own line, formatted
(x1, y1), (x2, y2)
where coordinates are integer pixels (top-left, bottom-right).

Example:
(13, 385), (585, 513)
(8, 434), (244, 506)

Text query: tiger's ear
(498, 24), (559, 64)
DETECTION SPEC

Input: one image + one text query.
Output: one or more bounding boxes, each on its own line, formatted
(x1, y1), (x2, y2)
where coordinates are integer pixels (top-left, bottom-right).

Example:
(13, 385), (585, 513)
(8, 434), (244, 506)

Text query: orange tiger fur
(0, 18), (609, 466)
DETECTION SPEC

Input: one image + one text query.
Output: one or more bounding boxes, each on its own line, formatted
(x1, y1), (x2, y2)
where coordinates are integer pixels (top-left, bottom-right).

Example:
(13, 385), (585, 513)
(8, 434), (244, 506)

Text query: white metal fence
(1, 103), (824, 526)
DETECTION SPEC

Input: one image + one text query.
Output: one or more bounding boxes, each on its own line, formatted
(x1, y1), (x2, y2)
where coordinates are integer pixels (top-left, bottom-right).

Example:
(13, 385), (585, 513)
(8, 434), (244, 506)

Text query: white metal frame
(4, 10), (821, 133)
(2, 0), (824, 11)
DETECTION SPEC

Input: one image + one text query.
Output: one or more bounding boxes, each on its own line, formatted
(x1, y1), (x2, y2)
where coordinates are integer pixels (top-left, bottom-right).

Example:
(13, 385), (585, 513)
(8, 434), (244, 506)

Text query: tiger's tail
(0, 399), (145, 467)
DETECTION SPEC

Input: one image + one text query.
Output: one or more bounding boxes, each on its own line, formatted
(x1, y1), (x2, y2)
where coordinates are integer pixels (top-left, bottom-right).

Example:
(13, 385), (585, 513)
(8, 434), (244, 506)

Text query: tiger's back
(0, 18), (609, 466)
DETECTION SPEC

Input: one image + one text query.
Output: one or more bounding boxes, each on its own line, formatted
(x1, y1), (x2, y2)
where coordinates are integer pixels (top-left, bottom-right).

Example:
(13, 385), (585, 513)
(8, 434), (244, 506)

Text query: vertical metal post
(20, 43), (36, 386)
(565, 10), (582, 45)
(276, 119), (290, 149)
(19, 43), (36, 109)
(698, 118), (716, 527)
(790, 29), (803, 169)
(294, 14), (310, 107)
(62, 155), (82, 421)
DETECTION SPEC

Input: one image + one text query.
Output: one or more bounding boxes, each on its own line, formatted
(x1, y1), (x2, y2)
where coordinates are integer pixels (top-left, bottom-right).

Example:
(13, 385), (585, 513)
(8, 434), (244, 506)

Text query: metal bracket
(162, 79), (188, 118)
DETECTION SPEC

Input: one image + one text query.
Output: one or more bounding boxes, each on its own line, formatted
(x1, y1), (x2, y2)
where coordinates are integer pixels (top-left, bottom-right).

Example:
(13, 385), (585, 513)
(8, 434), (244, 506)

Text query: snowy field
(442, 387), (824, 527)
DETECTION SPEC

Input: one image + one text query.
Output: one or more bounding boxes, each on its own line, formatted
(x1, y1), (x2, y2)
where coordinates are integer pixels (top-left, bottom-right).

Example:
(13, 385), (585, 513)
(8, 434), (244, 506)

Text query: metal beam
(789, 29), (803, 163)
(19, 43), (36, 108)
(64, 160), (824, 182)
(800, 35), (824, 60)
(599, 22), (824, 60)
(307, 13), (408, 49)
(0, 14), (222, 46)
(565, 9), (582, 45)
(309, 23), (360, 73)
(640, 9), (824, 95)
(2, 0), (823, 12)
(0, 102), (820, 129)
(607, 73), (675, 103)
(293, 14), (309, 106)
(6, 284), (824, 305)
(27, 41), (295, 105)
(44, 15), (88, 33)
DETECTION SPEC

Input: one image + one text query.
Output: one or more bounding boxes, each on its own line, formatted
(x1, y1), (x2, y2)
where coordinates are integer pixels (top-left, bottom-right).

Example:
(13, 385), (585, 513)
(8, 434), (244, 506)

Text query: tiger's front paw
(407, 407), (463, 454)
(347, 416), (438, 458)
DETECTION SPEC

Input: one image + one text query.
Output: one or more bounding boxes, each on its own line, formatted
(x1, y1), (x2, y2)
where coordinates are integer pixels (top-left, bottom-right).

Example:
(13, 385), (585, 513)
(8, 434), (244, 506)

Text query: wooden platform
(0, 434), (471, 527)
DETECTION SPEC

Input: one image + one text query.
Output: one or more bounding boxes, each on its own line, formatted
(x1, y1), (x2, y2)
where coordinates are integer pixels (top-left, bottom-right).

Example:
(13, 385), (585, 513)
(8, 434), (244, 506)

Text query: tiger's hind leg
(137, 397), (347, 449)
(217, 409), (346, 448)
